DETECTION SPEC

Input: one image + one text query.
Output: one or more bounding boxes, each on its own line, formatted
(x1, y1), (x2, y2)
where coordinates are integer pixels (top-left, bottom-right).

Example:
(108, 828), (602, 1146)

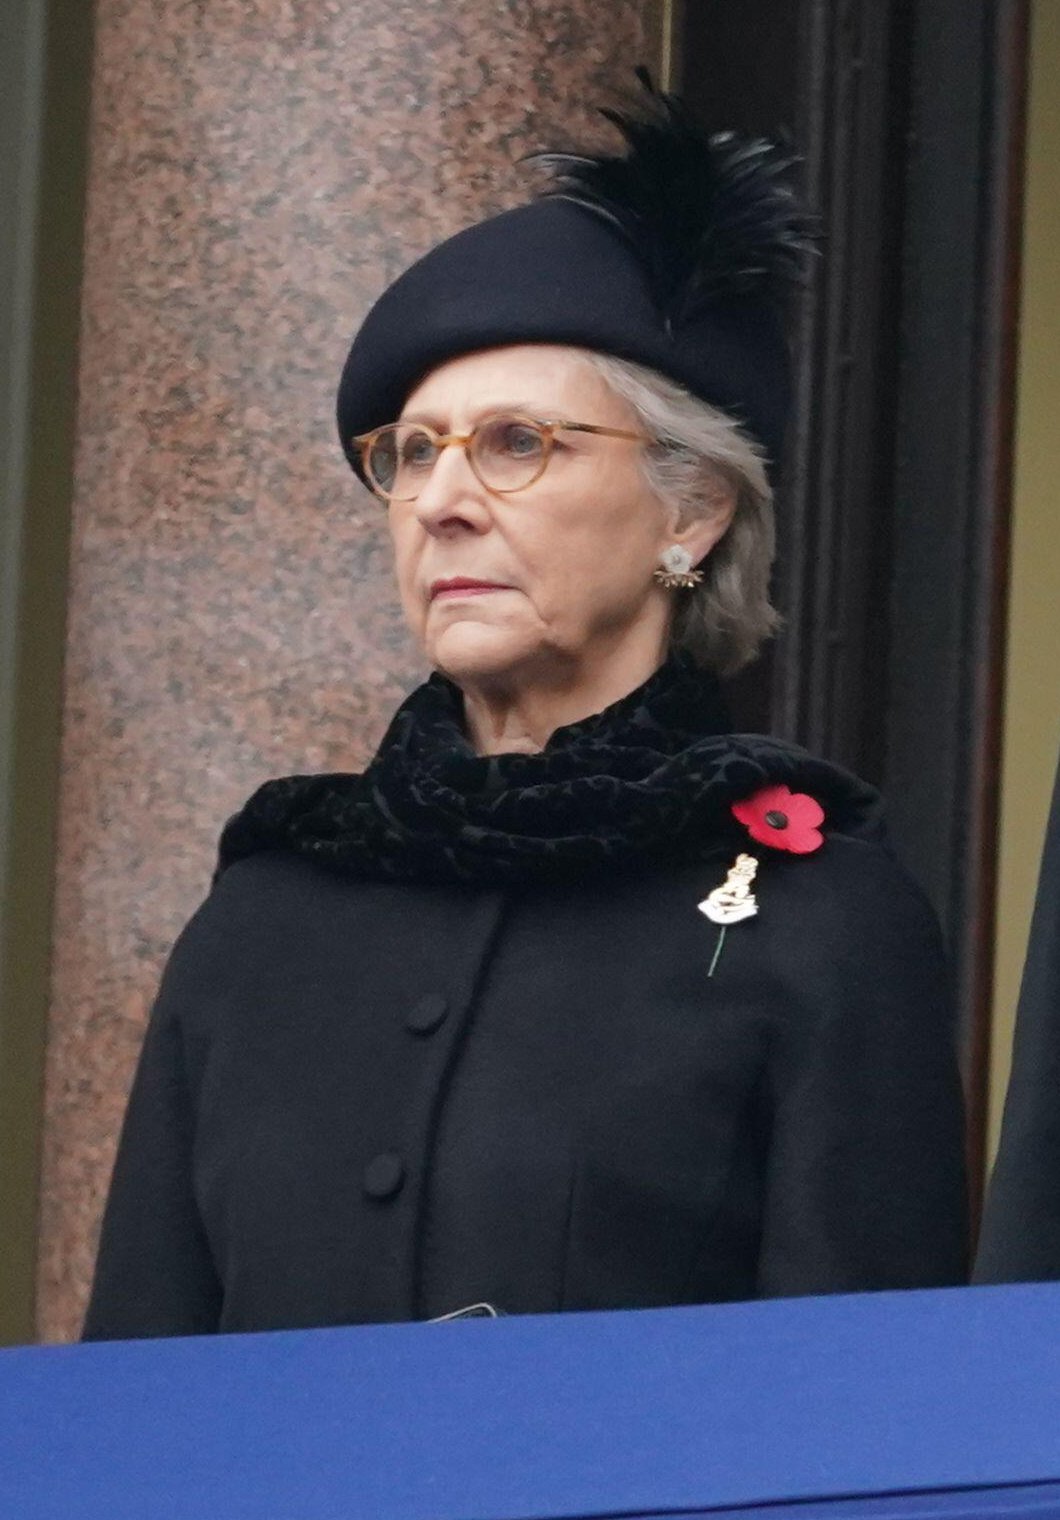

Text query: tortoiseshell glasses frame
(352, 413), (651, 503)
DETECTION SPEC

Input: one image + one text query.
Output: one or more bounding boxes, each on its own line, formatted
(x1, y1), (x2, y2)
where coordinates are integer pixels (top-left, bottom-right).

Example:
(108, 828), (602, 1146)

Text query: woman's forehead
(400, 344), (617, 421)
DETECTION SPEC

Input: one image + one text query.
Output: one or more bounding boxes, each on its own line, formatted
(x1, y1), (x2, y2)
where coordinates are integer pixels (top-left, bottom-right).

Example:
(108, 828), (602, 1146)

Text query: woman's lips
(429, 578), (513, 601)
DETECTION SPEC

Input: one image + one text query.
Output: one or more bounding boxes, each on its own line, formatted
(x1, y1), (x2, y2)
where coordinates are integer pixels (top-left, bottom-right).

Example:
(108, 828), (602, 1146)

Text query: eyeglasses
(352, 414), (650, 502)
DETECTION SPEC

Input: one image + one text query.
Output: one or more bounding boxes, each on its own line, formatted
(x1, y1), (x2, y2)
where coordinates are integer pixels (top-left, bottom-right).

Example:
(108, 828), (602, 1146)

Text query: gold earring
(654, 544), (703, 590)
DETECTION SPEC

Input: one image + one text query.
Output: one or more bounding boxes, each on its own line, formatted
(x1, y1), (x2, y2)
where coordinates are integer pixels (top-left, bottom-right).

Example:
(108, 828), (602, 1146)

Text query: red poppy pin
(731, 783), (825, 855)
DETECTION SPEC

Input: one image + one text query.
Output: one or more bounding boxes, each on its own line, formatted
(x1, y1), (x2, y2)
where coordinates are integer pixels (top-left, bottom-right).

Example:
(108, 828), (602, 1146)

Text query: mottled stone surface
(37, 0), (661, 1341)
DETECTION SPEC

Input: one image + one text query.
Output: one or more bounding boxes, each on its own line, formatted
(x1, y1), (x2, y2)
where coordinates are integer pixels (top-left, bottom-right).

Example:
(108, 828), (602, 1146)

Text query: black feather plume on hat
(527, 68), (817, 333)
(337, 71), (811, 477)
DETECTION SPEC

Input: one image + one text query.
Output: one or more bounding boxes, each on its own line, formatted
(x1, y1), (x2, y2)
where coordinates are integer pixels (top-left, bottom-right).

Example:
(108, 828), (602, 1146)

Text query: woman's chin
(427, 622), (541, 687)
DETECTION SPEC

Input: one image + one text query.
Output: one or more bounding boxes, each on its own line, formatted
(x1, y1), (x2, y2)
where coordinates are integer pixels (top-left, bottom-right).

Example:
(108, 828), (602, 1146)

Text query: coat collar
(217, 656), (883, 885)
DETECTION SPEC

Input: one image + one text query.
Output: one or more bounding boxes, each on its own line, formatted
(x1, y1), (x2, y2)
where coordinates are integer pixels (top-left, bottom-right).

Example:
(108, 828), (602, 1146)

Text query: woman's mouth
(429, 578), (513, 601)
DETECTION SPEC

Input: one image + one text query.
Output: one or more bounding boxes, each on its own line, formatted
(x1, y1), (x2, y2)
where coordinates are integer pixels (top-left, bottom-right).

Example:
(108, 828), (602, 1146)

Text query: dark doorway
(679, 0), (1030, 1202)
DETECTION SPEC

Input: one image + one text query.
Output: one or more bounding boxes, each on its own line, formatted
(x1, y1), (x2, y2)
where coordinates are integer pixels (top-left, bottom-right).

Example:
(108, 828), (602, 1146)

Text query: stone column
(36, 0), (662, 1341)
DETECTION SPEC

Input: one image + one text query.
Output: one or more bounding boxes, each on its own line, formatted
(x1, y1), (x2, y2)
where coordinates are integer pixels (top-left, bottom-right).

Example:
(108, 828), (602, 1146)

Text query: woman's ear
(663, 484), (737, 567)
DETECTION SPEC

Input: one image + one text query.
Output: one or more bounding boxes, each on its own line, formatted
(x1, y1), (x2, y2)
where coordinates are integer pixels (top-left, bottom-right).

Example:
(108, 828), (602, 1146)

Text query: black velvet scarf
(217, 657), (882, 886)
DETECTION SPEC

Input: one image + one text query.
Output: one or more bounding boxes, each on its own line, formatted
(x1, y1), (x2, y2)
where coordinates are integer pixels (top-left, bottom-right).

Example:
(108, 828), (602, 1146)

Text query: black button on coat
(404, 993), (449, 1036)
(82, 834), (968, 1340)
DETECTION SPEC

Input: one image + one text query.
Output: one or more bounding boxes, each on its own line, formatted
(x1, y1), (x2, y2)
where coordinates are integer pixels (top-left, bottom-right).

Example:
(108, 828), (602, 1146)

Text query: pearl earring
(653, 544), (703, 590)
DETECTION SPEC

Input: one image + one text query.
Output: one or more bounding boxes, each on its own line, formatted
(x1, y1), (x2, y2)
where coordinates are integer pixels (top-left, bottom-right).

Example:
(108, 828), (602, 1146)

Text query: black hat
(337, 74), (813, 477)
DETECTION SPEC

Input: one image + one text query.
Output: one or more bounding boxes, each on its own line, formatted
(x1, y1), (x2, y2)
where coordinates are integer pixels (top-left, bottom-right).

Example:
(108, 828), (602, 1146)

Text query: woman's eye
(401, 432), (437, 470)
(499, 423), (544, 457)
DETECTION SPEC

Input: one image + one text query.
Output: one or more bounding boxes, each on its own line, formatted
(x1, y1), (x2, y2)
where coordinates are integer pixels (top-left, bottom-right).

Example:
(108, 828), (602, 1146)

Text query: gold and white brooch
(698, 852), (759, 925)
(698, 853), (759, 978)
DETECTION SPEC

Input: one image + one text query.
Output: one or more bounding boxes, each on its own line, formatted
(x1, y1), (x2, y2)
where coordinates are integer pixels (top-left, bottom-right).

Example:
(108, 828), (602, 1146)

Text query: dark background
(678, 0), (1030, 1204)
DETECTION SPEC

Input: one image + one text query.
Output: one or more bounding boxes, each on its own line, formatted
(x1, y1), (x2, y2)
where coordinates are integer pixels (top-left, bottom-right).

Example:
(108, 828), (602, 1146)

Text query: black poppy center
(765, 809), (789, 829)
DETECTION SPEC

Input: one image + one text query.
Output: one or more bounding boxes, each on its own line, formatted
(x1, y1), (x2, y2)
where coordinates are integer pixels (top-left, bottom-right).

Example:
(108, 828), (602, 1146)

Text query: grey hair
(580, 350), (780, 675)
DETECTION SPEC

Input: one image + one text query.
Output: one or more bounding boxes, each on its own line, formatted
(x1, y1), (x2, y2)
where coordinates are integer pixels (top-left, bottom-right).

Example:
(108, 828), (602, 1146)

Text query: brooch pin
(699, 853), (759, 978)
(699, 852), (759, 925)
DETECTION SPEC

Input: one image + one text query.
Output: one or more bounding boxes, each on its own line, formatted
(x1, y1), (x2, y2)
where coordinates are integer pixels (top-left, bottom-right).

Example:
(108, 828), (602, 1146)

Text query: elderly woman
(84, 82), (967, 1339)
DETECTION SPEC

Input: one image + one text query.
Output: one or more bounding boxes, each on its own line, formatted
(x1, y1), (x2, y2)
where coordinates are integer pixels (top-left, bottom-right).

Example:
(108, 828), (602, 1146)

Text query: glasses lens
(472, 418), (548, 492)
(367, 425), (437, 500)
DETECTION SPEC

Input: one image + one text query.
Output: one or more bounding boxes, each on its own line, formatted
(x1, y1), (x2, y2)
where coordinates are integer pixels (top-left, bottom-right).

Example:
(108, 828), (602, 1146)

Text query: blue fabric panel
(2, 1285), (1060, 1520)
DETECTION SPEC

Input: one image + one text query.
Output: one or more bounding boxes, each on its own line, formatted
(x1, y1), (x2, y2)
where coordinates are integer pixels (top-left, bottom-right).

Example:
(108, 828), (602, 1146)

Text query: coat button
(363, 1152), (405, 1200)
(405, 993), (449, 1036)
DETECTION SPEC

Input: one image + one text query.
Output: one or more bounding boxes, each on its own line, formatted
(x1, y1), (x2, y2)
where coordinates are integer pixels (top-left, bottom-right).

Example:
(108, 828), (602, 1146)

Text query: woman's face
(385, 345), (714, 692)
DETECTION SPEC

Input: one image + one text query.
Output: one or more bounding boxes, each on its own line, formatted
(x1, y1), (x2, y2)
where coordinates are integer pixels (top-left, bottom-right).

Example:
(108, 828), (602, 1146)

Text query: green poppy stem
(707, 925), (727, 979)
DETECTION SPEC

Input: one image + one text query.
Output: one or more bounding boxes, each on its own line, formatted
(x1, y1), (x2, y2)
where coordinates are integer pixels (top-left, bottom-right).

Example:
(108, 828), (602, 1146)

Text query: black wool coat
(83, 823), (968, 1340)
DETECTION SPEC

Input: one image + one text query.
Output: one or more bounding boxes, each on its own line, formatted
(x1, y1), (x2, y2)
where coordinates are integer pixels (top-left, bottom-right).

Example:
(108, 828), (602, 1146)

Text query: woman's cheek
(391, 537), (424, 635)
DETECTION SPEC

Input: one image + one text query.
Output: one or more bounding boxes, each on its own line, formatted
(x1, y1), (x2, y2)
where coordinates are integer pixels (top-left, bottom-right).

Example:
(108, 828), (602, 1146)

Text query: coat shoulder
(149, 852), (369, 1029)
(755, 831), (940, 932)
(720, 831), (952, 1048)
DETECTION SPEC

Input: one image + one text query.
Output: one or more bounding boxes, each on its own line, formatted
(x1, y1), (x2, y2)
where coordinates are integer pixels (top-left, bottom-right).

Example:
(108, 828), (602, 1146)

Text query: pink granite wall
(37, 0), (662, 1342)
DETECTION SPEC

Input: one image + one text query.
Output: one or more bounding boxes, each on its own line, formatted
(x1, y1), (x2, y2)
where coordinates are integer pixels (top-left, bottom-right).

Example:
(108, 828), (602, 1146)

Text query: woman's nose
(412, 444), (491, 534)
